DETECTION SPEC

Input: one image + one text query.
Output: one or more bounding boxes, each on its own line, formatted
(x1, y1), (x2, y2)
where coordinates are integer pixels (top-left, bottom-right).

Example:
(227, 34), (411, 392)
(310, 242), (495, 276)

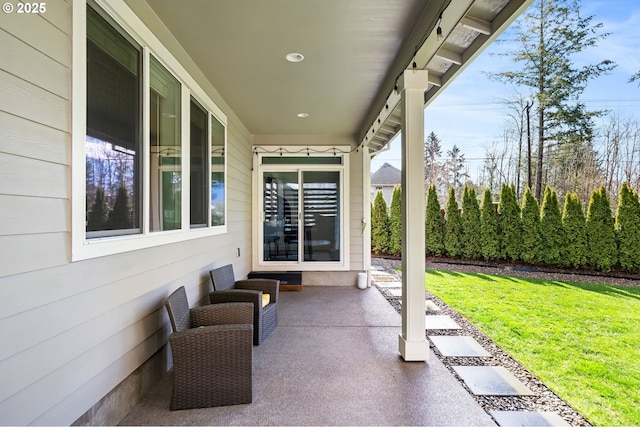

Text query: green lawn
(425, 270), (640, 427)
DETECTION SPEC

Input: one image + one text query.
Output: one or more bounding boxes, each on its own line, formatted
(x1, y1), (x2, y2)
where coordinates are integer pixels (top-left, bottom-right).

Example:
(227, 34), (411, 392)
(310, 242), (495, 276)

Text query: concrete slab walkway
(119, 286), (494, 426)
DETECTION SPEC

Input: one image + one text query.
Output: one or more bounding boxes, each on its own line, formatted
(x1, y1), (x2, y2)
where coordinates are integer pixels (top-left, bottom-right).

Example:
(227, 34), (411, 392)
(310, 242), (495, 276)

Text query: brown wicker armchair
(209, 264), (279, 345)
(165, 286), (253, 410)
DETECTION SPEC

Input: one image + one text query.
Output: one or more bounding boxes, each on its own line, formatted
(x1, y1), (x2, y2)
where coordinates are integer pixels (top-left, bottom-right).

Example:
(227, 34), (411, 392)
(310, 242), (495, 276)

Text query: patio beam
(398, 69), (430, 362)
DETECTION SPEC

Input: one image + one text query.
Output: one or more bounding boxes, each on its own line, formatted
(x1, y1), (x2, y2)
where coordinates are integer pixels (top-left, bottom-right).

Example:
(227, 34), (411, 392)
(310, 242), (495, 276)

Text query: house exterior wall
(0, 1), (371, 424)
(0, 1), (255, 425)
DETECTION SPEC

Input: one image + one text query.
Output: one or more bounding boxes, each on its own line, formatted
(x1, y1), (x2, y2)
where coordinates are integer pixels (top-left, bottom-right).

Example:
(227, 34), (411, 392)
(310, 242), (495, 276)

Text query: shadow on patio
(120, 285), (493, 426)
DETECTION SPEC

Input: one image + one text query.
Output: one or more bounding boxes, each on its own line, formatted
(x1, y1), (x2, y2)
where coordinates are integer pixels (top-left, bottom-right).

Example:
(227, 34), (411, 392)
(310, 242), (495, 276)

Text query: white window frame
(252, 147), (350, 271)
(72, 0), (227, 261)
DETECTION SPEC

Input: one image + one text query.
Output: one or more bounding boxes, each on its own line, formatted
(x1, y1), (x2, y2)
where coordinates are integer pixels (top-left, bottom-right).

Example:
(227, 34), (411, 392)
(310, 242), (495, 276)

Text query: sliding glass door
(261, 169), (341, 264)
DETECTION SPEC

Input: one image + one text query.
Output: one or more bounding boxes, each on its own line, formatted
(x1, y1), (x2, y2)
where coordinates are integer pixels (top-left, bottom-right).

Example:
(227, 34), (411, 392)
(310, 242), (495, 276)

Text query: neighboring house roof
(371, 162), (401, 187)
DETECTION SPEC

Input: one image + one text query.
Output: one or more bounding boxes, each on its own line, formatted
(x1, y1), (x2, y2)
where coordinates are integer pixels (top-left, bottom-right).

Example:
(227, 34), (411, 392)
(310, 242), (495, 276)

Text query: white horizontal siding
(0, 1), (254, 425)
(0, 112), (69, 165)
(0, 195), (69, 236)
(0, 70), (69, 132)
(0, 29), (69, 99)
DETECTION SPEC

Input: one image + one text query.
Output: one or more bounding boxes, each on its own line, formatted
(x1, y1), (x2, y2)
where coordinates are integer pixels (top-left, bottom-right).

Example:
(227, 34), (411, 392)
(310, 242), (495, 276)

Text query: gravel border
(372, 257), (606, 427)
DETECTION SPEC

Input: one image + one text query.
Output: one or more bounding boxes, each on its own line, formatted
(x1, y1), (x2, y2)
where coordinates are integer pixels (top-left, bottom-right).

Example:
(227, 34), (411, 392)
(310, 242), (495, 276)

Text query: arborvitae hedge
(586, 186), (618, 272)
(562, 192), (588, 269)
(520, 188), (541, 264)
(615, 183), (640, 272)
(370, 182), (640, 274)
(425, 184), (445, 256)
(389, 185), (403, 257)
(371, 190), (390, 255)
(444, 187), (463, 258)
(461, 185), (482, 259)
(498, 185), (521, 261)
(540, 186), (565, 266)
(480, 188), (500, 261)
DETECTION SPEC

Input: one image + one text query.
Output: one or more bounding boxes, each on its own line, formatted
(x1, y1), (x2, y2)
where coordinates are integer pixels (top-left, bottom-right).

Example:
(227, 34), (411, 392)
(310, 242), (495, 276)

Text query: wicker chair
(165, 286), (253, 410)
(209, 264), (279, 345)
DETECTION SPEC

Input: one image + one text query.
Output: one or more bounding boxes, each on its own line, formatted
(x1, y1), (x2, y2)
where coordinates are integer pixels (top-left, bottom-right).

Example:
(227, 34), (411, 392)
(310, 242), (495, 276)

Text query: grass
(424, 270), (640, 427)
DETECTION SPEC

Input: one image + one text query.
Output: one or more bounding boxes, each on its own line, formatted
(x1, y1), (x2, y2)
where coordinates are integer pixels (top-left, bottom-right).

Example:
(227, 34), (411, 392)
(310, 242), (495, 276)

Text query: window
(74, 1), (227, 260)
(210, 115), (225, 226)
(86, 6), (141, 237)
(149, 56), (181, 232)
(189, 98), (207, 228)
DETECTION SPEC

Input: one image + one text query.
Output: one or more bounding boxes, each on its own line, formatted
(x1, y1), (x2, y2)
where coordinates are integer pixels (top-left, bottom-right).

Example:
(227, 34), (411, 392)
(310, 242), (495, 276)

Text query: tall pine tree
(490, 0), (616, 199)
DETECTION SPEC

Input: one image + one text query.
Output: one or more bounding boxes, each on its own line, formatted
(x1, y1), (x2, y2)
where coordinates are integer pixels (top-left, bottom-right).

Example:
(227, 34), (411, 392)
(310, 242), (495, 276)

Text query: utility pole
(525, 101), (533, 192)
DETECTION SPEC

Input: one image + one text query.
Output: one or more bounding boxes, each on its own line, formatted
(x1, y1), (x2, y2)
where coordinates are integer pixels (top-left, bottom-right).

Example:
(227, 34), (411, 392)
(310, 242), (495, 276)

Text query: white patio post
(398, 69), (430, 361)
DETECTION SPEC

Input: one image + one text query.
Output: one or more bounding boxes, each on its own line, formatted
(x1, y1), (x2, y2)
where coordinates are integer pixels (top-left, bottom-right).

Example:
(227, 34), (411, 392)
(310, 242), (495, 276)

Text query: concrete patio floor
(119, 285), (495, 426)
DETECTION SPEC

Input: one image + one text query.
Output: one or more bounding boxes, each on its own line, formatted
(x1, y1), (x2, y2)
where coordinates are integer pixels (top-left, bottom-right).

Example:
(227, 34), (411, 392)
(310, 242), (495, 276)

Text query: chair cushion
(262, 293), (270, 308)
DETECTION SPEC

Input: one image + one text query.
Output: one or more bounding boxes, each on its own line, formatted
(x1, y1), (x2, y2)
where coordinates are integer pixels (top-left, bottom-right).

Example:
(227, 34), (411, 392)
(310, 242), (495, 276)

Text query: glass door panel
(263, 172), (298, 261)
(303, 171), (340, 261)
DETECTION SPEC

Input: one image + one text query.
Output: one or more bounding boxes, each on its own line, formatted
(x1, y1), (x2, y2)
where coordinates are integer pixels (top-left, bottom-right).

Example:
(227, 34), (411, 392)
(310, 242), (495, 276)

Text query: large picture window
(75, 2), (227, 259)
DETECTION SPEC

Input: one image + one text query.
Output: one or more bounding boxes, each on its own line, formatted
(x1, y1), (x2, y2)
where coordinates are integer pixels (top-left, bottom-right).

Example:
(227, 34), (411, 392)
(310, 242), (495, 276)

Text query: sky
(371, 0), (640, 179)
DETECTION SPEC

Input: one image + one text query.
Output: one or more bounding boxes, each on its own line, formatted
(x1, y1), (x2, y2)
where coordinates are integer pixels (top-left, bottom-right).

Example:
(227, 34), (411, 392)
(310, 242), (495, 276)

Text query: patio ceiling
(139, 0), (531, 152)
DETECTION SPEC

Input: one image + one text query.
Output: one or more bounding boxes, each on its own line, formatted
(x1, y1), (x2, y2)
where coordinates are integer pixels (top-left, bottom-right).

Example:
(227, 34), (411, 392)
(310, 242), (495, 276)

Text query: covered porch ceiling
(140, 0), (531, 154)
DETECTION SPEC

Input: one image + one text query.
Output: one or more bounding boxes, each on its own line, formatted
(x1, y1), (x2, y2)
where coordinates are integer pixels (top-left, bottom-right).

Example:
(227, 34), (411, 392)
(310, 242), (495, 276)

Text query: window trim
(72, 0), (227, 261)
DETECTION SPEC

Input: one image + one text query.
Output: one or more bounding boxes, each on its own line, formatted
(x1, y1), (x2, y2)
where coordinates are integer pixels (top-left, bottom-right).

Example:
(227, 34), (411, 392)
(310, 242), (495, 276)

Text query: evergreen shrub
(586, 186), (618, 272)
(425, 184), (445, 256)
(480, 188), (500, 261)
(371, 190), (390, 255)
(562, 192), (589, 268)
(540, 186), (565, 266)
(615, 183), (640, 272)
(444, 187), (463, 258)
(389, 186), (403, 257)
(498, 185), (522, 261)
(520, 188), (542, 264)
(461, 185), (482, 259)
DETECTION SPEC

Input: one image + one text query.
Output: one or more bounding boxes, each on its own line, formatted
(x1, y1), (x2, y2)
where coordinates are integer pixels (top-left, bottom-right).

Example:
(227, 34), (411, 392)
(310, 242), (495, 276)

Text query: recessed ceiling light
(296, 112), (309, 118)
(286, 52), (305, 63)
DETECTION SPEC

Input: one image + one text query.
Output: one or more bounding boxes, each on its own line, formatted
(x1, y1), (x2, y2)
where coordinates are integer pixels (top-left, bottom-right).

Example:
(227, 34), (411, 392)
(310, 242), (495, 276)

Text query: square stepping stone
(426, 315), (461, 330)
(490, 411), (570, 426)
(453, 366), (534, 396)
(376, 281), (402, 288)
(429, 335), (490, 357)
(372, 275), (396, 281)
(388, 288), (402, 297)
